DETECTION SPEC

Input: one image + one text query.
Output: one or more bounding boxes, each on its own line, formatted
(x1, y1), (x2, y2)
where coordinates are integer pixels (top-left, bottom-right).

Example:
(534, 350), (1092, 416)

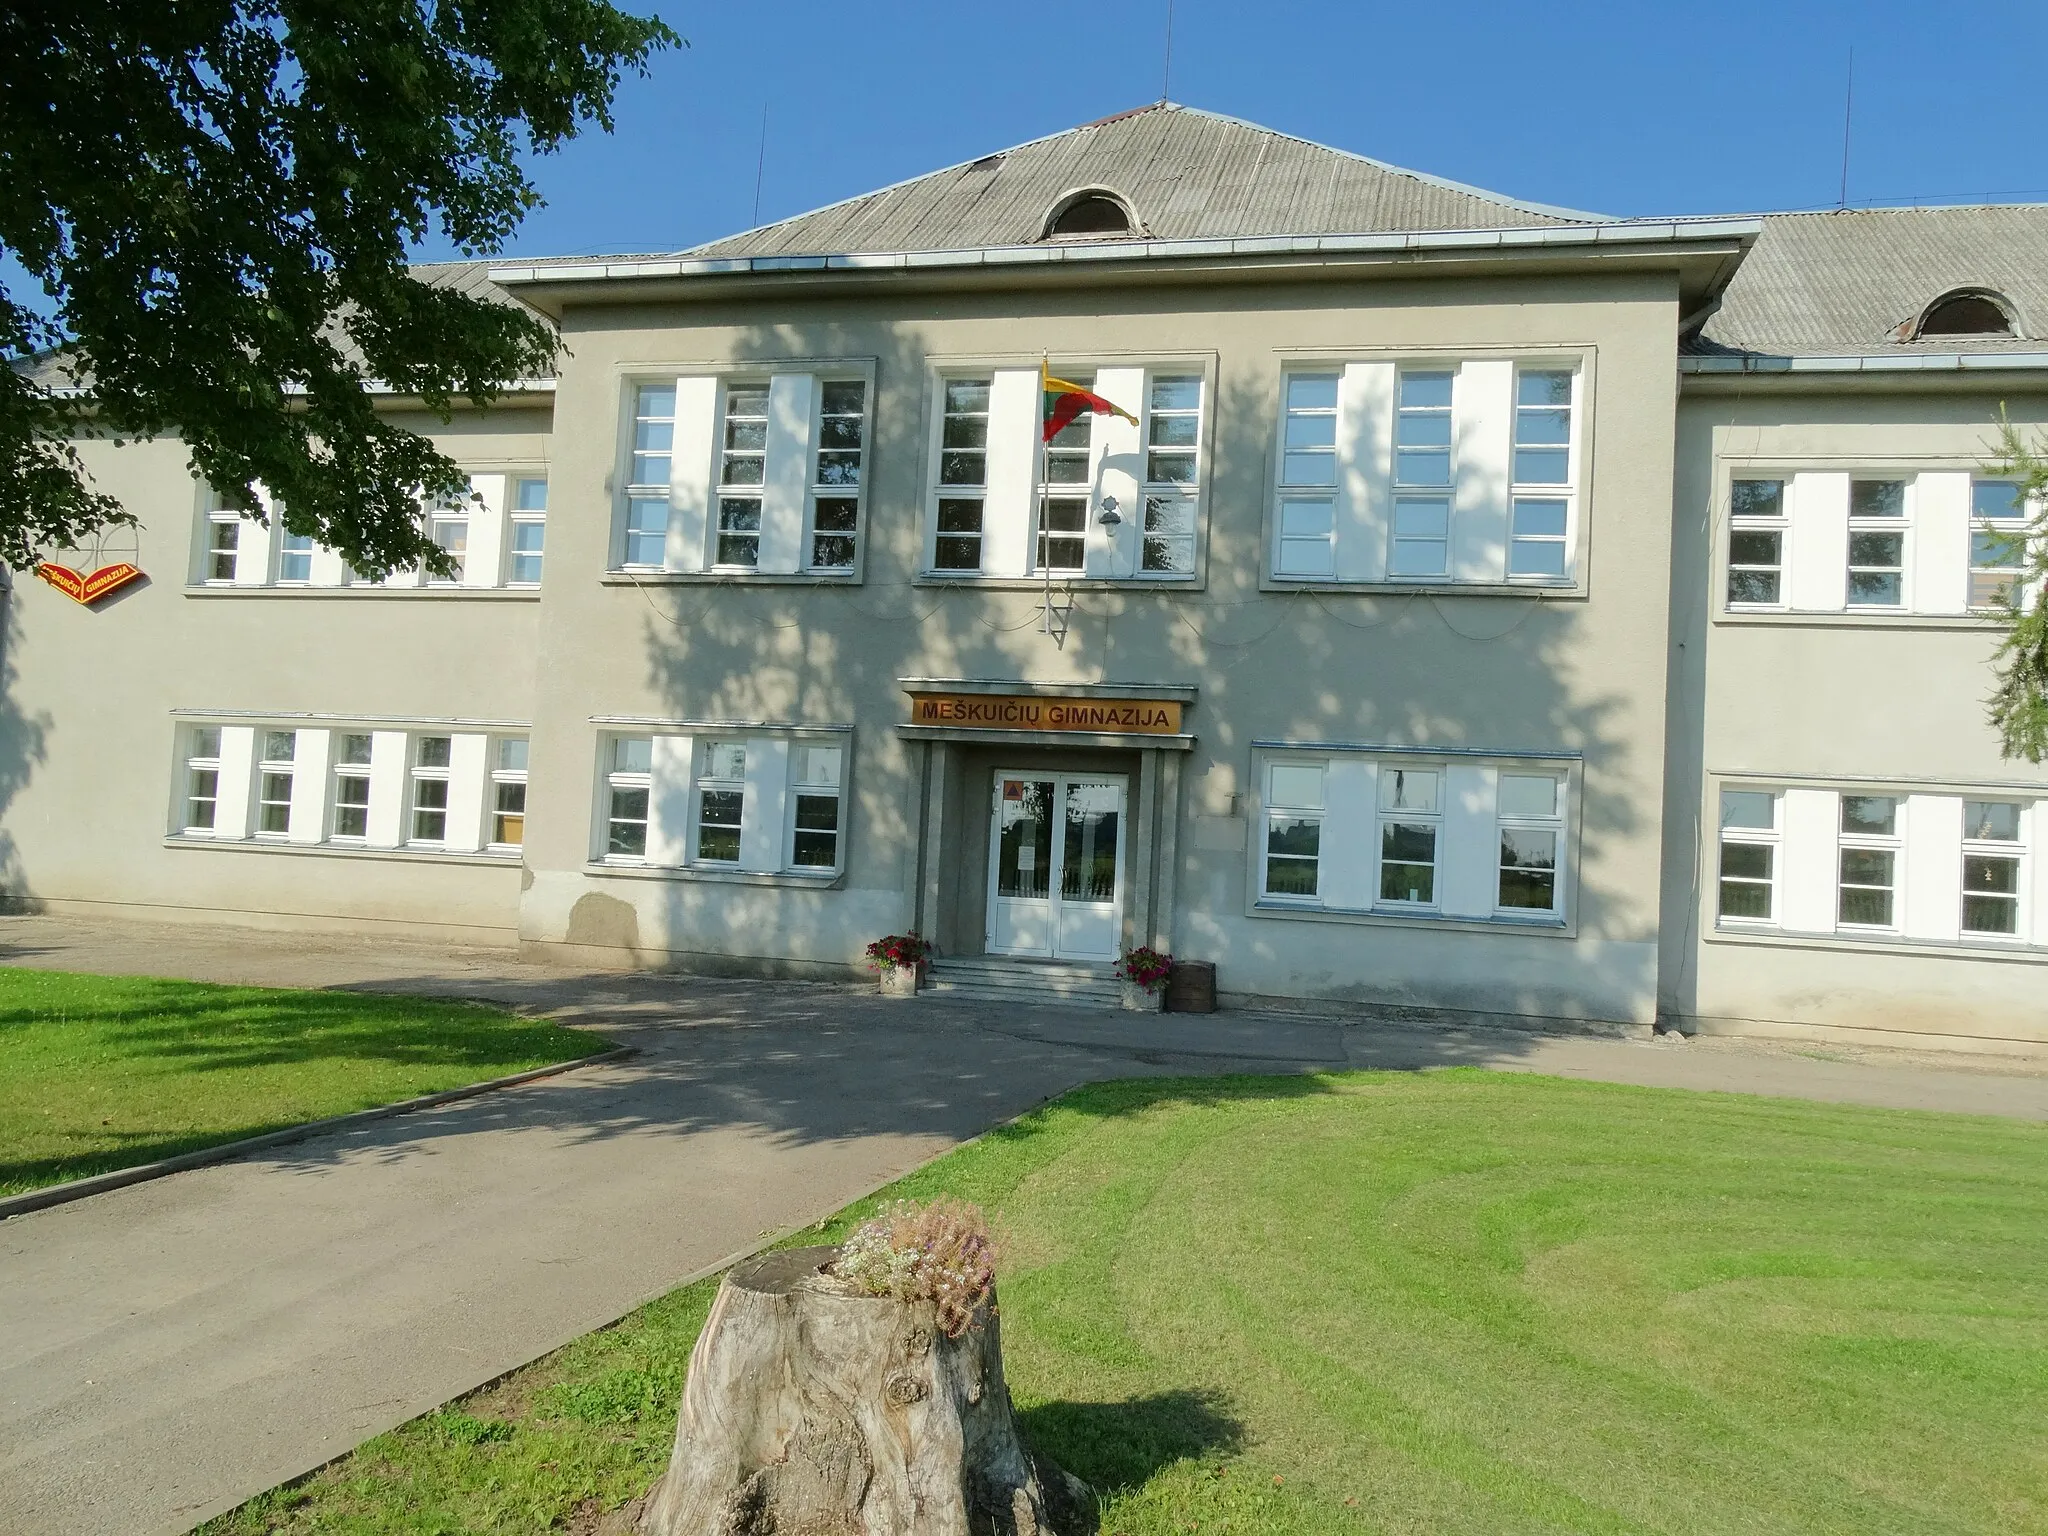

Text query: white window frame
(1275, 497), (1337, 578)
(490, 737), (529, 851)
(425, 501), (470, 586)
(693, 741), (748, 866)
(1260, 760), (1325, 902)
(275, 528), (314, 584)
(1495, 770), (1567, 917)
(1726, 477), (1788, 610)
(1960, 799), (2026, 941)
(1715, 787), (1780, 925)
(713, 380), (769, 571)
(1969, 478), (2028, 612)
(408, 734), (454, 847)
(602, 736), (652, 861)
(1138, 373), (1203, 577)
(930, 374), (993, 574)
(1274, 372), (1339, 579)
(254, 730), (297, 839)
(1837, 794), (1903, 931)
(1393, 367), (1455, 494)
(1374, 764), (1443, 910)
(786, 743), (845, 872)
(183, 727), (224, 835)
(1388, 496), (1451, 581)
(204, 502), (243, 584)
(806, 377), (867, 574)
(622, 383), (677, 570)
(331, 732), (374, 842)
(508, 478), (547, 587)
(1505, 366), (1578, 584)
(1845, 477), (1909, 610)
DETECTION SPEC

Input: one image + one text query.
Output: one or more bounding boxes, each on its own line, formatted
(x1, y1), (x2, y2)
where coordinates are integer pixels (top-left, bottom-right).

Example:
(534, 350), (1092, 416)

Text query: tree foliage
(1985, 412), (2048, 761)
(0, 0), (678, 576)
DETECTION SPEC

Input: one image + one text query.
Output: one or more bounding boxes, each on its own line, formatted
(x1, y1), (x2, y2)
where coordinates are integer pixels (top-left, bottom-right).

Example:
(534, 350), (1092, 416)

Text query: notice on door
(909, 692), (1183, 735)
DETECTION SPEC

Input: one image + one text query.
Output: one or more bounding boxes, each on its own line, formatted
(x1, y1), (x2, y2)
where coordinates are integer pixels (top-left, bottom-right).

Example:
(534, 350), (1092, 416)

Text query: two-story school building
(8, 104), (2046, 1052)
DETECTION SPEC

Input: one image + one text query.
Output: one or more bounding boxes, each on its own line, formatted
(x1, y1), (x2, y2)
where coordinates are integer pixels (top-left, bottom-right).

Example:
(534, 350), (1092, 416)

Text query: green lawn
(207, 1071), (2047, 1536)
(0, 967), (604, 1195)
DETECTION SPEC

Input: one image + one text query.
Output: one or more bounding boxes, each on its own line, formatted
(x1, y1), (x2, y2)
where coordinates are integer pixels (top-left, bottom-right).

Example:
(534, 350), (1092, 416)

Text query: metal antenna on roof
(752, 104), (769, 227)
(1837, 48), (1854, 210)
(1161, 0), (1175, 104)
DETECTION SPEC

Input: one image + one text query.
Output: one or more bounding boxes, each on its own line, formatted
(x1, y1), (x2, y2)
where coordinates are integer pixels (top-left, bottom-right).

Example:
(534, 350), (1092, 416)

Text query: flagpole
(1037, 357), (1052, 634)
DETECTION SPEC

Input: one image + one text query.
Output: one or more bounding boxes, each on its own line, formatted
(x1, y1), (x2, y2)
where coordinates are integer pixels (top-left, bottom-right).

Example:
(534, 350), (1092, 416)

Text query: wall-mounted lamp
(1097, 494), (1122, 528)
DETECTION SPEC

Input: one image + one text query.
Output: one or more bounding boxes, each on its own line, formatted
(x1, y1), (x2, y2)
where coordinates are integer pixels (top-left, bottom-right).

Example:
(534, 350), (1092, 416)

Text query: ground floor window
(1257, 749), (1573, 924)
(592, 730), (849, 877)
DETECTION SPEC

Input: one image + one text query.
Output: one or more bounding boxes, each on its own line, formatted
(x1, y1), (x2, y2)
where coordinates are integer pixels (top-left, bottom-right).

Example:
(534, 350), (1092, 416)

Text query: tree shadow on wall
(0, 587), (50, 911)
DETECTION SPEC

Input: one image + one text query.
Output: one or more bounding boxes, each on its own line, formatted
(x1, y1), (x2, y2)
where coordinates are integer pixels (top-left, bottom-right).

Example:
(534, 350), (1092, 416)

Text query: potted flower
(1115, 945), (1173, 1012)
(865, 932), (932, 998)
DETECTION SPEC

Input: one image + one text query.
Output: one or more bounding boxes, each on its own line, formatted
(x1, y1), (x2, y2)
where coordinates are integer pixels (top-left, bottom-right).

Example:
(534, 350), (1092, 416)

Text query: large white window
(624, 383), (677, 569)
(255, 730), (296, 837)
(1845, 478), (1907, 608)
(1496, 772), (1564, 915)
(426, 501), (469, 585)
(332, 733), (373, 840)
(170, 721), (522, 858)
(1837, 795), (1901, 929)
(694, 741), (748, 864)
(184, 728), (223, 834)
(809, 380), (866, 571)
(605, 736), (652, 859)
(1716, 789), (1779, 921)
(205, 497), (244, 583)
(788, 744), (843, 869)
(1726, 479), (1786, 607)
(491, 738), (529, 849)
(277, 528), (314, 584)
(934, 376), (991, 572)
(1262, 762), (1324, 899)
(1376, 766), (1440, 907)
(409, 736), (453, 845)
(1386, 373), (1456, 581)
(715, 383), (768, 570)
(1508, 367), (1576, 582)
(1139, 375), (1202, 575)
(509, 479), (547, 586)
(1257, 751), (1575, 925)
(1961, 800), (2023, 937)
(1969, 479), (2026, 611)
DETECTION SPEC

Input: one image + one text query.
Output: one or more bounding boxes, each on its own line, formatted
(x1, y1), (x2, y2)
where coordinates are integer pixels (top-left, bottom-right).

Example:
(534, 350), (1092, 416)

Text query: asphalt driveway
(1, 914), (2042, 1536)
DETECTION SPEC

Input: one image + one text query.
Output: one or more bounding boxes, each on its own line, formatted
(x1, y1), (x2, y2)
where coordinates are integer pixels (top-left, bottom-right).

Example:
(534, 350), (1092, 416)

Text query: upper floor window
(1271, 358), (1583, 587)
(205, 493), (247, 583)
(1723, 469), (2035, 618)
(925, 365), (1203, 582)
(617, 371), (870, 577)
(509, 479), (547, 586)
(426, 500), (469, 585)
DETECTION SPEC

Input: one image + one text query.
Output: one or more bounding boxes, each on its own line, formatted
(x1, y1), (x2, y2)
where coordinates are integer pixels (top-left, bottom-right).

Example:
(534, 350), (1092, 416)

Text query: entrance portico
(898, 678), (1195, 963)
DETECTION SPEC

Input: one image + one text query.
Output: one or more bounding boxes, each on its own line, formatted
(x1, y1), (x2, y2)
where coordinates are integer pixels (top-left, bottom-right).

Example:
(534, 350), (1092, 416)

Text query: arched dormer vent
(1910, 288), (2017, 340)
(1041, 187), (1139, 241)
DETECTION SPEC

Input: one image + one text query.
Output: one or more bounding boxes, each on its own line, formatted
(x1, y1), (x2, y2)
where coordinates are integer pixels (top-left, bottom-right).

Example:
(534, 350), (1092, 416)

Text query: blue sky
(437, 0), (2048, 262)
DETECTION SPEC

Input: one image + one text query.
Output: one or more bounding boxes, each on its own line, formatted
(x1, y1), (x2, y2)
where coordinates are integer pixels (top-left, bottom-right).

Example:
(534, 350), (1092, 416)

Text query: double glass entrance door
(987, 772), (1126, 962)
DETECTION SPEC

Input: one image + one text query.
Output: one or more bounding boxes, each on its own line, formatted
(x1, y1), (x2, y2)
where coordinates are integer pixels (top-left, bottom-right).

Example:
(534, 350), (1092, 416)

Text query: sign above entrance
(908, 692), (1183, 736)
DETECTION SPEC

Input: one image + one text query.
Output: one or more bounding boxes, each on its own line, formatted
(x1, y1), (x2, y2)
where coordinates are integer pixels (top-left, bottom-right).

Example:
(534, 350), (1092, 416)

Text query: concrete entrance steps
(924, 955), (1121, 1010)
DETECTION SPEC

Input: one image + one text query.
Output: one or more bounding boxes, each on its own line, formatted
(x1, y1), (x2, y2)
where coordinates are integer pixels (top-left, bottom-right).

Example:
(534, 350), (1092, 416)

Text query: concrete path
(1, 915), (2043, 1536)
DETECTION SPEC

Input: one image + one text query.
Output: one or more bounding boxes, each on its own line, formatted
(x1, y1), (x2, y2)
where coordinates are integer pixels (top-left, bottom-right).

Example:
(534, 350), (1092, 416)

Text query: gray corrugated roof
(1690, 206), (2048, 357)
(681, 102), (1604, 259)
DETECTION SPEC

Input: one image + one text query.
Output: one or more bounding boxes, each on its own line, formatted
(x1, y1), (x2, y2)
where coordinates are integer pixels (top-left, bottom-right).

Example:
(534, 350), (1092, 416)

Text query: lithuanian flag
(1042, 363), (1137, 443)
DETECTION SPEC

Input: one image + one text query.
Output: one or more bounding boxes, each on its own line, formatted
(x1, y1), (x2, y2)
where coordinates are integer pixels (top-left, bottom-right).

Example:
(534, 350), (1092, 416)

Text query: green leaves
(1984, 413), (2048, 762)
(0, 0), (679, 575)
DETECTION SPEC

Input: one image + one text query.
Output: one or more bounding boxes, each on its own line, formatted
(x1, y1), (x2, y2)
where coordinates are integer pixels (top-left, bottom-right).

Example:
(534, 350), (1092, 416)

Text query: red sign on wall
(35, 562), (145, 606)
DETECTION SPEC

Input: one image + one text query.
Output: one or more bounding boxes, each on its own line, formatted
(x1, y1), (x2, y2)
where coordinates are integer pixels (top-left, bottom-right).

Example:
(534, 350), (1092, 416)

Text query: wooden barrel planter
(630, 1245), (1097, 1536)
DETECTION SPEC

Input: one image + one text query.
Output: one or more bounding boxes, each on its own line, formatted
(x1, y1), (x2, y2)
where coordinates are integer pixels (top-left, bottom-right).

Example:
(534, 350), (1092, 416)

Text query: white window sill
(1716, 607), (2000, 629)
(583, 860), (844, 889)
(164, 835), (520, 867)
(602, 570), (859, 586)
(1261, 577), (1582, 598)
(913, 572), (1202, 590)
(1251, 898), (1571, 936)
(1708, 922), (2048, 963)
(185, 585), (539, 600)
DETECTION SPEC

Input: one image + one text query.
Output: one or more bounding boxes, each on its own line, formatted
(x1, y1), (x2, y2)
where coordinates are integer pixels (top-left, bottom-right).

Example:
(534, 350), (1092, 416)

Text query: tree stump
(636, 1245), (1096, 1536)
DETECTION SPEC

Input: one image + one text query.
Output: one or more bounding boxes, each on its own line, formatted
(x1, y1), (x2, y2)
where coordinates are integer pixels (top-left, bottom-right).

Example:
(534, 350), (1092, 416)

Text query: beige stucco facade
(6, 132), (2045, 1050)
